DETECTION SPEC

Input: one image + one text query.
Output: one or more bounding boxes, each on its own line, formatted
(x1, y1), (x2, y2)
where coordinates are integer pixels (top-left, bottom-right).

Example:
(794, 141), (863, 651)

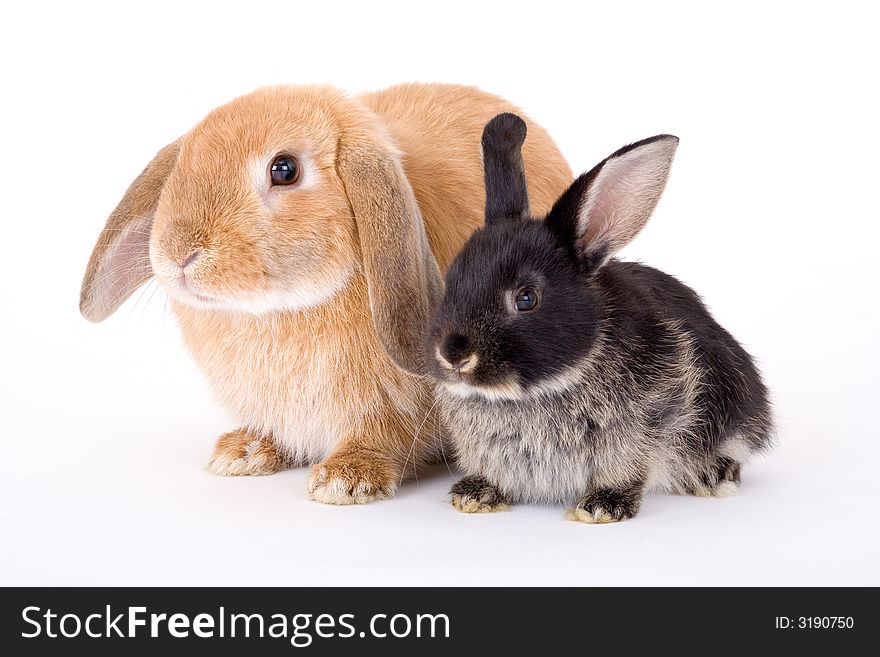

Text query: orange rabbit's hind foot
(207, 430), (285, 476)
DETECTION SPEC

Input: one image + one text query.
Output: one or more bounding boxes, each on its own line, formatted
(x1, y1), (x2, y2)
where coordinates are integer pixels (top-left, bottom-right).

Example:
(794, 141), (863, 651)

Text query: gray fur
(439, 319), (770, 506)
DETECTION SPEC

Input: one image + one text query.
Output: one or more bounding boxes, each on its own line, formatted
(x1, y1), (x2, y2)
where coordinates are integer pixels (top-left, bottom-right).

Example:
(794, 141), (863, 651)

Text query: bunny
(425, 113), (773, 522)
(80, 86), (572, 504)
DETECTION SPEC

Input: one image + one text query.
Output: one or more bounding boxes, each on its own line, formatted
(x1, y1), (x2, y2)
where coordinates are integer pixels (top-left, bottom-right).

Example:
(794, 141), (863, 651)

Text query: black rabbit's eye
(270, 155), (301, 186)
(514, 287), (539, 312)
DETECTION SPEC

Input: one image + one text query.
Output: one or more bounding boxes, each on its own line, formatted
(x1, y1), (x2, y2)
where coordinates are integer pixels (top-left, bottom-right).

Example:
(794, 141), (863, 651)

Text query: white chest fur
(174, 303), (363, 465)
(217, 330), (345, 464)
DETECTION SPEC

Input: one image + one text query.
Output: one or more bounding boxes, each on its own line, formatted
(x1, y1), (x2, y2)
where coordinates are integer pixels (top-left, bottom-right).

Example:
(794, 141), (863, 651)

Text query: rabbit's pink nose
(177, 249), (202, 271)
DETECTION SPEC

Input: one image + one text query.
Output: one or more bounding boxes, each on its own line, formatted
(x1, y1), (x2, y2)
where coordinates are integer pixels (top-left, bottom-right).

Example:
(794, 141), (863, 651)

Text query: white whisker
(399, 394), (441, 487)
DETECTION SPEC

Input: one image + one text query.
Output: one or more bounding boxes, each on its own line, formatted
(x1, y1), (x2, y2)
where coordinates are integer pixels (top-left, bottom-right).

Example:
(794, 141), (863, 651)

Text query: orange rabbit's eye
(270, 155), (301, 186)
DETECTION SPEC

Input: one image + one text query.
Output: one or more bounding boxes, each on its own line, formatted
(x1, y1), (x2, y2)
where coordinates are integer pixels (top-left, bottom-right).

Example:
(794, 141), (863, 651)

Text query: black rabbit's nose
(438, 334), (478, 372)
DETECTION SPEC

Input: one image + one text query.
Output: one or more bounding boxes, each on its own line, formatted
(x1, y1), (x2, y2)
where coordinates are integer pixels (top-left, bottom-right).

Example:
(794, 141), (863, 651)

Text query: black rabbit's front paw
(450, 475), (509, 514)
(568, 486), (643, 524)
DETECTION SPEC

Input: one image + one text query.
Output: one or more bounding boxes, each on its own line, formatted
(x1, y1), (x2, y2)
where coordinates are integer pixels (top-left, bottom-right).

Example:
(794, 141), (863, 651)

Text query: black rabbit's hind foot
(688, 456), (741, 498)
(568, 486), (643, 524)
(450, 475), (509, 513)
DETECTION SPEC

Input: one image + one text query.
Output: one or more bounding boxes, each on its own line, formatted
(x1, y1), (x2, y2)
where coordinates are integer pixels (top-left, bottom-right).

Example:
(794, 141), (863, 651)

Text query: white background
(1, 1), (877, 585)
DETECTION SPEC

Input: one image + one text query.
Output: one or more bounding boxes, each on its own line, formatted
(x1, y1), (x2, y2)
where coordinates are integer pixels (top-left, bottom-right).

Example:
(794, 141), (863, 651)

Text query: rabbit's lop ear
(336, 131), (442, 376)
(546, 135), (678, 270)
(482, 113), (531, 222)
(80, 141), (180, 322)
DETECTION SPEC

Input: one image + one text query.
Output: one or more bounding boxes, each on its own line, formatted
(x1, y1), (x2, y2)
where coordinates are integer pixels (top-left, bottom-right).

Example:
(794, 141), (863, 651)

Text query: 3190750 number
(800, 617), (854, 629)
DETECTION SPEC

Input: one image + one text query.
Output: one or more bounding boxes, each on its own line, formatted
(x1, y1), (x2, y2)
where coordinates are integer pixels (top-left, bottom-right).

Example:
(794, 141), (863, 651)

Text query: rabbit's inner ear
(547, 135), (678, 269)
(80, 214), (154, 322)
(80, 141), (179, 322)
(578, 136), (677, 254)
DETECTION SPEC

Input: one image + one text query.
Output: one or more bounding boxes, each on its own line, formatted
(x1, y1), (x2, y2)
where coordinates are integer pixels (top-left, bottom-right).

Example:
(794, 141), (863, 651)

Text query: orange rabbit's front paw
(308, 452), (398, 505)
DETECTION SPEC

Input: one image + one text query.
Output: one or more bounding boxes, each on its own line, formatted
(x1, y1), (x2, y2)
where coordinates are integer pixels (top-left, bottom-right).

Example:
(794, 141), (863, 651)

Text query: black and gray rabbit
(424, 113), (772, 523)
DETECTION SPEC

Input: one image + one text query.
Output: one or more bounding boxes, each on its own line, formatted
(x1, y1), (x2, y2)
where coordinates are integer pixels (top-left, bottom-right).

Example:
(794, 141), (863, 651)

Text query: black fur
(426, 114), (773, 518)
(428, 229), (771, 449)
(450, 475), (508, 508)
(430, 218), (602, 387)
(595, 261), (771, 454)
(482, 113), (531, 221)
(577, 484), (644, 521)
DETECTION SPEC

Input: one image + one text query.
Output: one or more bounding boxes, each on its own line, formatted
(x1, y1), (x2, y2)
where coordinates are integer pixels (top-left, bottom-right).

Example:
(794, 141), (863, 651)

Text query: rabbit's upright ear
(482, 113), (531, 222)
(546, 135), (678, 270)
(80, 141), (180, 322)
(336, 130), (442, 376)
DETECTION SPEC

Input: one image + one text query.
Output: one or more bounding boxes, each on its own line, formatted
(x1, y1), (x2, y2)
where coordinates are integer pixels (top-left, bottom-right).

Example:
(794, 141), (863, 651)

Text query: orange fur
(80, 83), (572, 503)
(208, 429), (285, 476)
